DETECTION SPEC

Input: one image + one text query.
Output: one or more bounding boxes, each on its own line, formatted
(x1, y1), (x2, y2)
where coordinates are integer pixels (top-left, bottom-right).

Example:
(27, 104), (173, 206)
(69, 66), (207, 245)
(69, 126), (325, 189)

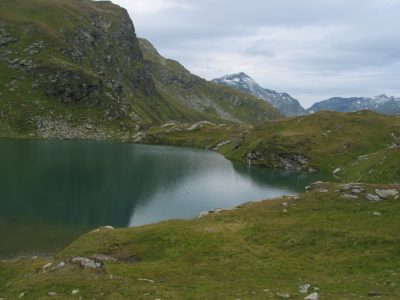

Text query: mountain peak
(212, 73), (306, 116)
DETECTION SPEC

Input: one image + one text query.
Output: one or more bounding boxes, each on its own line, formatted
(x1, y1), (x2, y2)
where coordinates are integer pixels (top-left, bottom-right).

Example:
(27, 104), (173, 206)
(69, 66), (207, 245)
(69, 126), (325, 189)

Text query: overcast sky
(111, 0), (400, 108)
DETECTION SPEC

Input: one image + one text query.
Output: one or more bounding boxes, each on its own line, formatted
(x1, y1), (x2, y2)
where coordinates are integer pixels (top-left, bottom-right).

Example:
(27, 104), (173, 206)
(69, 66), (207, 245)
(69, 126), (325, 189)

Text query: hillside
(141, 111), (400, 183)
(0, 0), (280, 140)
(212, 72), (306, 116)
(1, 182), (399, 299)
(307, 94), (400, 115)
(139, 40), (281, 125)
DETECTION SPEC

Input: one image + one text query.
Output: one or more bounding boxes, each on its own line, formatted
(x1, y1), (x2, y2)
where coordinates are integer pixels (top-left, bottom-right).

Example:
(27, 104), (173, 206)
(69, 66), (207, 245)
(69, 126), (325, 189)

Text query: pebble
(48, 292), (57, 297)
(72, 289), (80, 295)
(341, 194), (358, 199)
(299, 284), (311, 293)
(276, 292), (290, 299)
(372, 212), (382, 216)
(42, 263), (52, 270)
(304, 292), (319, 300)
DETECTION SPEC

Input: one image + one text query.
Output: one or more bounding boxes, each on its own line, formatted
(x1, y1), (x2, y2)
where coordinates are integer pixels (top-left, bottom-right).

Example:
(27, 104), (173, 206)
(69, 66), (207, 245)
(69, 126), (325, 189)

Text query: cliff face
(0, 0), (280, 139)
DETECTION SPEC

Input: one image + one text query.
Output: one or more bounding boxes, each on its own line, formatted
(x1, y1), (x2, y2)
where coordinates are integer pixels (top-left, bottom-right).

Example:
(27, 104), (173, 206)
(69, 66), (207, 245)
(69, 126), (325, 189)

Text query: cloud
(111, 0), (400, 107)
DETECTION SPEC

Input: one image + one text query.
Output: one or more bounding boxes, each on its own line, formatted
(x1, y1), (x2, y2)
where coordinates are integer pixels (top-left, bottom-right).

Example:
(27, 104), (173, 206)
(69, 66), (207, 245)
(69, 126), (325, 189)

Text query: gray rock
(48, 292), (57, 297)
(375, 189), (399, 199)
(42, 262), (52, 270)
(92, 254), (117, 262)
(100, 225), (114, 230)
(198, 211), (210, 218)
(276, 292), (290, 299)
(56, 261), (66, 269)
(351, 188), (363, 194)
(372, 211), (382, 216)
(299, 284), (311, 293)
(366, 194), (381, 202)
(72, 290), (80, 295)
(71, 257), (105, 270)
(341, 194), (359, 199)
(317, 188), (329, 193)
(333, 168), (342, 175)
(304, 292), (319, 300)
(368, 291), (383, 297)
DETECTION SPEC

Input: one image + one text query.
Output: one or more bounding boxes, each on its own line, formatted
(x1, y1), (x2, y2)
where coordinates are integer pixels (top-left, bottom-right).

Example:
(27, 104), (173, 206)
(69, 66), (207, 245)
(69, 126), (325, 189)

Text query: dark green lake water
(0, 140), (323, 258)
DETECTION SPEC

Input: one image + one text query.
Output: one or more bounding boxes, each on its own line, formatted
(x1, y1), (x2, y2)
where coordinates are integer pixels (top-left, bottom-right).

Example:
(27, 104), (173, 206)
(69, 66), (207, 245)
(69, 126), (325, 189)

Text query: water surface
(0, 140), (323, 257)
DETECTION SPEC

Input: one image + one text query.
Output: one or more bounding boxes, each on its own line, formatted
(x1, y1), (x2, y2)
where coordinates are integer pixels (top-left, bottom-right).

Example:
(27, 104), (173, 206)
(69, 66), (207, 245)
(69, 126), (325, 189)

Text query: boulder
(375, 189), (399, 199)
(366, 194), (381, 202)
(71, 257), (105, 270)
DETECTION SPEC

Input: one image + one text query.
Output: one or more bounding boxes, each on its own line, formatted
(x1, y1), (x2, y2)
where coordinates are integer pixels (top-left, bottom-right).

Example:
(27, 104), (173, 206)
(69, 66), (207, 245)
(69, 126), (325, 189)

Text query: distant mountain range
(212, 73), (306, 116)
(308, 94), (400, 115)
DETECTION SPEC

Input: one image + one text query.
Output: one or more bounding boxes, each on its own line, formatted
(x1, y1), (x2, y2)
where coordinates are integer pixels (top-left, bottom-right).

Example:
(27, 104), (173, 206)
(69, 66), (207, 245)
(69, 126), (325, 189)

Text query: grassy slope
(140, 111), (400, 184)
(139, 38), (281, 125)
(222, 111), (400, 181)
(1, 183), (399, 299)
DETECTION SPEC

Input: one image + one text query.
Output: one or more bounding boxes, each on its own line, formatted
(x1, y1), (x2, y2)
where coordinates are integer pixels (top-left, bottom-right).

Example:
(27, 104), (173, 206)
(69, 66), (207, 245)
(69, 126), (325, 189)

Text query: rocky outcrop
(243, 151), (311, 171)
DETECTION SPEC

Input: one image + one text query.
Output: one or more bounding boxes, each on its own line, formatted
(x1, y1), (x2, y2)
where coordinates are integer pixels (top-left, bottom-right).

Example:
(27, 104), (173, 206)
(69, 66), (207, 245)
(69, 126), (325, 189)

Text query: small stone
(283, 209), (288, 213)
(375, 189), (399, 199)
(48, 292), (57, 297)
(101, 226), (114, 230)
(351, 188), (363, 194)
(372, 212), (382, 216)
(304, 292), (319, 300)
(333, 168), (342, 175)
(368, 291), (383, 297)
(317, 188), (329, 193)
(341, 194), (358, 199)
(137, 278), (155, 283)
(72, 290), (80, 295)
(366, 194), (381, 202)
(299, 284), (311, 293)
(282, 202), (288, 207)
(276, 292), (290, 299)
(56, 261), (66, 269)
(42, 262), (52, 269)
(19, 292), (26, 298)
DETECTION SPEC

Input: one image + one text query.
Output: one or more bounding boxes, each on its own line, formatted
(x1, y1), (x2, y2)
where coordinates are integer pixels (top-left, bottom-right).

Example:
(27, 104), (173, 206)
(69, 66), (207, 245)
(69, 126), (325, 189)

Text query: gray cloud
(112, 0), (400, 107)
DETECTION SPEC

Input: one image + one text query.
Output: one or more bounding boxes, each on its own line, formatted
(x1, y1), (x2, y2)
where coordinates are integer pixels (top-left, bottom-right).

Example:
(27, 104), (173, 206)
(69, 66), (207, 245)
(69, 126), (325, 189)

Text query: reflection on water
(0, 140), (325, 257)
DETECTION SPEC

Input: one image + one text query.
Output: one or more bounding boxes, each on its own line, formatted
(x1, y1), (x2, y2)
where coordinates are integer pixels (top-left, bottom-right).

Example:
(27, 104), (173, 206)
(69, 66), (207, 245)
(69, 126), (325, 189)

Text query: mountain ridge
(307, 94), (400, 115)
(212, 72), (306, 116)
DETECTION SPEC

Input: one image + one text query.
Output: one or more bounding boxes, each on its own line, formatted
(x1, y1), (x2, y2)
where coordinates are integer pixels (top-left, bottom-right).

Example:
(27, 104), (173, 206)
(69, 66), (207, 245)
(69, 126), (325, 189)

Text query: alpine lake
(0, 140), (326, 258)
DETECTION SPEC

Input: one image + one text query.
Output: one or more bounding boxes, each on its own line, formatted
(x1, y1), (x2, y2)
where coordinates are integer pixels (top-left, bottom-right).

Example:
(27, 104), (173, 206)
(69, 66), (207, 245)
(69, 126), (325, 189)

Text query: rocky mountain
(307, 94), (400, 115)
(0, 0), (280, 139)
(139, 40), (281, 125)
(212, 72), (306, 116)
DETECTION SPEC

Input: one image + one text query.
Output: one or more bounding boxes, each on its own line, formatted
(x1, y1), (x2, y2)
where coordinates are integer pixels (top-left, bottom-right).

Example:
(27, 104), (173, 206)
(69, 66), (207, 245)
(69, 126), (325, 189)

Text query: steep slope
(212, 72), (306, 116)
(139, 40), (281, 125)
(0, 0), (281, 140)
(308, 94), (400, 115)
